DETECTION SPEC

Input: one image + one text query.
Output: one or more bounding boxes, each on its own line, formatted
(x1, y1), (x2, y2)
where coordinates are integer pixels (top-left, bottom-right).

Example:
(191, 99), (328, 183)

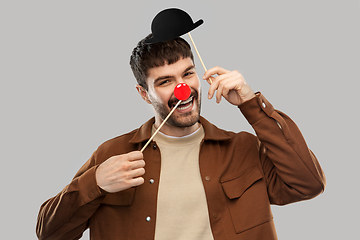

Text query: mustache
(168, 88), (199, 107)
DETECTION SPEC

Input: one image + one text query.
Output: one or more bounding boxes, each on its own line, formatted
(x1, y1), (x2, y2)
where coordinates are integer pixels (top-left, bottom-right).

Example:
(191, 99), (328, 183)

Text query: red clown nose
(174, 83), (191, 101)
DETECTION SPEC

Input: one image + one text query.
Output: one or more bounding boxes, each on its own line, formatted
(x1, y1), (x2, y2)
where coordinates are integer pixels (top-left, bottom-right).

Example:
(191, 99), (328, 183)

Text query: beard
(151, 88), (201, 128)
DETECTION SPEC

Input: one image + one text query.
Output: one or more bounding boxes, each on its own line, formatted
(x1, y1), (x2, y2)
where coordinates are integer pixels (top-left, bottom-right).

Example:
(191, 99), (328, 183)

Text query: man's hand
(95, 151), (145, 193)
(203, 66), (255, 106)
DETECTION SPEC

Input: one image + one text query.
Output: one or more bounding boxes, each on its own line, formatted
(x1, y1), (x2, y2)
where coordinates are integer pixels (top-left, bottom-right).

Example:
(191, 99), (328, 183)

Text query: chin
(167, 111), (200, 128)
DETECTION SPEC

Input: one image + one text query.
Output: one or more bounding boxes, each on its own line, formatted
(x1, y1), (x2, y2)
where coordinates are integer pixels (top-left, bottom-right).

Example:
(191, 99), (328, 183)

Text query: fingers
(215, 76), (238, 103)
(207, 70), (240, 103)
(203, 66), (230, 86)
(203, 66), (230, 81)
(202, 66), (254, 106)
(126, 150), (143, 162)
(125, 152), (145, 175)
(129, 176), (145, 187)
(123, 151), (145, 183)
(129, 167), (146, 181)
(95, 151), (146, 193)
(118, 160), (145, 188)
(128, 159), (145, 170)
(122, 151), (145, 176)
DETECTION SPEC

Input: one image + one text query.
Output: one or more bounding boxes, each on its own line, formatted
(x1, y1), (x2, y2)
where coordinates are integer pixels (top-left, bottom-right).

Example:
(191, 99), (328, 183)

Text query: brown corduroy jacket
(36, 93), (326, 240)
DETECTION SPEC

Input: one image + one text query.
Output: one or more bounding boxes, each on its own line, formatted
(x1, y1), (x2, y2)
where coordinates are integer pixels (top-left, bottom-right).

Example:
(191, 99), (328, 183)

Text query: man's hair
(130, 34), (194, 91)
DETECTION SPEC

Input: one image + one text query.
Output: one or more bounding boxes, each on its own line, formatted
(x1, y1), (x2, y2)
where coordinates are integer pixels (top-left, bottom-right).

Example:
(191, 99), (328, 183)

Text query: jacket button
(149, 179), (155, 184)
(262, 102), (266, 108)
(205, 176), (211, 181)
(146, 216), (151, 222)
(152, 144), (157, 149)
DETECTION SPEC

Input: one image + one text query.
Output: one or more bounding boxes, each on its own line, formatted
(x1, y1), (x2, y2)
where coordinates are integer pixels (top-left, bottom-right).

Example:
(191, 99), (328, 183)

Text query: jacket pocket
(221, 164), (273, 234)
(101, 187), (135, 206)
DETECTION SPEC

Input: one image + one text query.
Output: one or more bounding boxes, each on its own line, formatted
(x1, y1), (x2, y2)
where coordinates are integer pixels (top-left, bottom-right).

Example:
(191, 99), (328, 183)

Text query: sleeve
(239, 92), (326, 205)
(36, 150), (107, 240)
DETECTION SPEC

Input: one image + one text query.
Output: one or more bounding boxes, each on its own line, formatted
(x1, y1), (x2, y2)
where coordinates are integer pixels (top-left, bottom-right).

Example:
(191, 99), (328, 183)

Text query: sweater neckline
(152, 124), (204, 146)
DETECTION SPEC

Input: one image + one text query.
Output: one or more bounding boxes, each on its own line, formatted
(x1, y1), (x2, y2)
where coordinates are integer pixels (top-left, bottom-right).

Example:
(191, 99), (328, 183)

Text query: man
(36, 34), (326, 240)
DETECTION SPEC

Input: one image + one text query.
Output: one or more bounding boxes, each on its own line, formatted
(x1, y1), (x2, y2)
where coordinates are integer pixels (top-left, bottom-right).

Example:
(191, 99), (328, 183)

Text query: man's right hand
(95, 151), (145, 193)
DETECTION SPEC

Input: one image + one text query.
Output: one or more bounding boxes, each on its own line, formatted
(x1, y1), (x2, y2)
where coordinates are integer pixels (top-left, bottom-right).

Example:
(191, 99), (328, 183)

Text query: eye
(159, 79), (170, 86)
(184, 71), (194, 77)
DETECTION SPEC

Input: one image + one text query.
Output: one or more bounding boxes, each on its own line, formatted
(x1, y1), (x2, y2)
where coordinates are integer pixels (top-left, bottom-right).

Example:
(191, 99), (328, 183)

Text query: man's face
(145, 57), (201, 128)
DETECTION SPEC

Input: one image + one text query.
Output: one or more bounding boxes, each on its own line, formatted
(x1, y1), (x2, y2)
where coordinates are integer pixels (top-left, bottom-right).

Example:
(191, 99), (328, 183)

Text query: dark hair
(130, 34), (194, 91)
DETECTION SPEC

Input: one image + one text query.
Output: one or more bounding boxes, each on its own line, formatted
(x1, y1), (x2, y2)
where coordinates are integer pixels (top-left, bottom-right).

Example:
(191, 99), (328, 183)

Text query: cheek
(149, 89), (172, 106)
(191, 77), (201, 91)
(191, 83), (201, 97)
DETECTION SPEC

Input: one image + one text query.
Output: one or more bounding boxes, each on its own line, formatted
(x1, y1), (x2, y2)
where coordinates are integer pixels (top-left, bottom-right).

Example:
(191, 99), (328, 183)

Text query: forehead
(146, 57), (194, 83)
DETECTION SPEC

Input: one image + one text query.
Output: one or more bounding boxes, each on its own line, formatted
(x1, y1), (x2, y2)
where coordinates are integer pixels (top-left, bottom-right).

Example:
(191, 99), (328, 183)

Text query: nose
(174, 83), (191, 101)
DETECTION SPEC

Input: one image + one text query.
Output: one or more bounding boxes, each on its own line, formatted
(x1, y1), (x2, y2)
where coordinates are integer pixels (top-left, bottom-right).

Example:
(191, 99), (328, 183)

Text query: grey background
(1, 0), (359, 239)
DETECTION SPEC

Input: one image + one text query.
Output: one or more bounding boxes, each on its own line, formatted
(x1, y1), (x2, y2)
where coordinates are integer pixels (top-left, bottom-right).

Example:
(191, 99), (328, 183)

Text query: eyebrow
(153, 65), (195, 85)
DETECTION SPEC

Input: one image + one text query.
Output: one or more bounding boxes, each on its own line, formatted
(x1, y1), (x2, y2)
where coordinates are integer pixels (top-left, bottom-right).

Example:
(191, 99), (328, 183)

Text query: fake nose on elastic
(174, 83), (191, 101)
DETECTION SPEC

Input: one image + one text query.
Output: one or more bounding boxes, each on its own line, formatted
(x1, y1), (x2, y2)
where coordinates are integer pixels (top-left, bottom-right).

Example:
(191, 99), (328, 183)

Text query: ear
(136, 84), (152, 104)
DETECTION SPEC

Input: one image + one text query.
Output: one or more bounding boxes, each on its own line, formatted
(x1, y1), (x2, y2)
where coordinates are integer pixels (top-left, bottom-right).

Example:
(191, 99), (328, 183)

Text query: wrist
(239, 92), (256, 106)
(238, 92), (275, 125)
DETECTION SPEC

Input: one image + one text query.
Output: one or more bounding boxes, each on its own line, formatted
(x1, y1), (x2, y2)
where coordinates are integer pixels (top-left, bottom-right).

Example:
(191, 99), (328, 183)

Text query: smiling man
(36, 34), (326, 240)
(138, 57), (202, 134)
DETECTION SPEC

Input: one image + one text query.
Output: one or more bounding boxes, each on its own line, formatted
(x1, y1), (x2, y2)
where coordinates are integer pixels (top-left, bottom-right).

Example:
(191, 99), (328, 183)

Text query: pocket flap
(221, 164), (263, 199)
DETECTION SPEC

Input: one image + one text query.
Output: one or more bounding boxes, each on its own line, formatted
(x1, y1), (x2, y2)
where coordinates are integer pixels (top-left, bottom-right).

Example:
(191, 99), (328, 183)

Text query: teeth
(172, 96), (193, 108)
(181, 96), (193, 104)
(177, 101), (193, 110)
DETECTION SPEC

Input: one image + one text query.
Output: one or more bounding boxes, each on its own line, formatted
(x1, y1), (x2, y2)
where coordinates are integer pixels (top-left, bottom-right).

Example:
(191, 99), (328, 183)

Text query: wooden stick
(140, 100), (182, 152)
(187, 32), (213, 84)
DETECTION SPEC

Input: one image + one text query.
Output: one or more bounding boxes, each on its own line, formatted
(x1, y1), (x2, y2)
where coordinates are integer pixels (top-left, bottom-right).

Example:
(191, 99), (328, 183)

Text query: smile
(176, 96), (194, 111)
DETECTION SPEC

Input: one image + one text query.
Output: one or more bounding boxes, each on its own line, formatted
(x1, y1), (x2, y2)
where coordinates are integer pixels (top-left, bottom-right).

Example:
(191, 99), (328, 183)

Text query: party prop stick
(140, 83), (191, 153)
(145, 8), (211, 84)
(141, 9), (209, 152)
(187, 32), (213, 85)
(140, 100), (182, 152)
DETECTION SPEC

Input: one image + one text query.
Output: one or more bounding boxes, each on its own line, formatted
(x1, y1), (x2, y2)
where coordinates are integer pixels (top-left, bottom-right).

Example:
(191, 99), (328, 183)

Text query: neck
(154, 118), (200, 137)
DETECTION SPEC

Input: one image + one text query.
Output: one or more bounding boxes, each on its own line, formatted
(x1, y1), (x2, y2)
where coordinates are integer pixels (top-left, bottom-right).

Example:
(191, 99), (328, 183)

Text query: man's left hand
(203, 66), (255, 106)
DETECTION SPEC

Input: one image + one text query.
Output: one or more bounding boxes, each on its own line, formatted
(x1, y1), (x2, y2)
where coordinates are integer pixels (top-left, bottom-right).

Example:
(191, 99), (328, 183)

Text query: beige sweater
(152, 125), (214, 240)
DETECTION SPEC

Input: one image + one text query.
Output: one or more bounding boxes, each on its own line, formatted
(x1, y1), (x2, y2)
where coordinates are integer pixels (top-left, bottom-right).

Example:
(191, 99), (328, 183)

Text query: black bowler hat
(145, 8), (203, 44)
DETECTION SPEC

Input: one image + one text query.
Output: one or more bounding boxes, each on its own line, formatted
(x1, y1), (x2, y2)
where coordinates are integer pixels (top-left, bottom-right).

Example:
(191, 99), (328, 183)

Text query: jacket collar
(129, 116), (230, 144)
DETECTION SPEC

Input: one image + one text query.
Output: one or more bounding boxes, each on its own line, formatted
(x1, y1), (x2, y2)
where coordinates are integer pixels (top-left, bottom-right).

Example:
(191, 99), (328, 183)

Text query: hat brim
(145, 19), (203, 44)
